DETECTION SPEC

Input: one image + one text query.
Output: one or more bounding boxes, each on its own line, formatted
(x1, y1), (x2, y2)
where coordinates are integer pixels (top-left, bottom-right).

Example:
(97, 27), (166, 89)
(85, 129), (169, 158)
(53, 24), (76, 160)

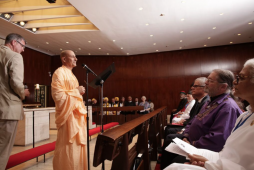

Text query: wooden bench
(93, 106), (167, 170)
(6, 122), (119, 169)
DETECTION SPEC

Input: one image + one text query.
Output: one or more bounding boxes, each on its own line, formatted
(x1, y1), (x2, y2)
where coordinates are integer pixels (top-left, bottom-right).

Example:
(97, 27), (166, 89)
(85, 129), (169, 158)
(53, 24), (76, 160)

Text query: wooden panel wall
(50, 42), (254, 112)
(21, 48), (52, 105)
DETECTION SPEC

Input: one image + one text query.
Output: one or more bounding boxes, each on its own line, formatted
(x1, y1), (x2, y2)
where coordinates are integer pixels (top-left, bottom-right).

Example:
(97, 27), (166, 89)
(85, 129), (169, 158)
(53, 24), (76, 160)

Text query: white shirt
(172, 99), (196, 123)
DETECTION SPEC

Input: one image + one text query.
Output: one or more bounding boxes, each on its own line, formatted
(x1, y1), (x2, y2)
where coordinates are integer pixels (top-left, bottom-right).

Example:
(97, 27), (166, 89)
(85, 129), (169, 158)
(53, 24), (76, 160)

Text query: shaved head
(60, 50), (77, 70)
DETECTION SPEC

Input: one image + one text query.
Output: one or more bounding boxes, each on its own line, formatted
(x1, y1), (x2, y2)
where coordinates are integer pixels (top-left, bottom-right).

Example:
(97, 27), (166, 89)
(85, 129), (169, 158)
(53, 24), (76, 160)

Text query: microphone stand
(83, 64), (98, 170)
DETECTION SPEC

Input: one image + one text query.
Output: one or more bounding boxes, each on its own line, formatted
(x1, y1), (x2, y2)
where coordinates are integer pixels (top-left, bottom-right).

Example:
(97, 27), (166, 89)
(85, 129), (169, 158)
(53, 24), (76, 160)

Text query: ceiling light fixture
(208, 37), (211, 39)
(139, 7), (143, 10)
(20, 21), (25, 26)
(160, 14), (165, 16)
(113, 40), (116, 42)
(181, 18), (185, 21)
(121, 47), (123, 49)
(204, 45), (207, 47)
(180, 40), (182, 42)
(238, 34), (241, 36)
(32, 28), (37, 32)
(230, 42), (233, 44)
(78, 48), (81, 50)
(153, 43), (156, 45)
(107, 53), (109, 55)
(127, 53), (129, 55)
(179, 47), (182, 49)
(66, 42), (69, 44)
(88, 41), (91, 43)
(150, 35), (153, 37)
(46, 42), (49, 44)
(1, 13), (13, 21)
(213, 27), (216, 29)
(156, 50), (158, 52)
(180, 31), (183, 33)
(146, 23), (149, 26)
(88, 53), (91, 55)
(98, 48), (101, 50)
(60, 48), (62, 50)
(220, 13), (224, 15)
(248, 22), (252, 25)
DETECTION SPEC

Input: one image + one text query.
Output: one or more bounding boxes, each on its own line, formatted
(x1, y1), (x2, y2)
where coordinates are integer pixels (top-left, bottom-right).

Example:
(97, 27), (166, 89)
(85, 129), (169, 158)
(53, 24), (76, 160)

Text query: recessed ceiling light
(4, 13), (10, 19)
(88, 53), (91, 55)
(78, 48), (81, 50)
(66, 42), (69, 44)
(60, 48), (62, 50)
(156, 50), (159, 52)
(153, 43), (156, 45)
(160, 14), (165, 16)
(180, 31), (183, 33)
(204, 45), (207, 47)
(238, 34), (241, 36)
(88, 41), (91, 43)
(32, 28), (37, 32)
(121, 47), (123, 49)
(230, 42), (233, 44)
(180, 40), (182, 42)
(220, 13), (224, 15)
(248, 22), (252, 25)
(20, 21), (25, 26)
(46, 42), (49, 44)
(98, 48), (101, 50)
(208, 37), (211, 39)
(107, 53), (109, 55)
(139, 7), (143, 10)
(179, 47), (182, 49)
(181, 18), (185, 21)
(150, 35), (153, 37)
(113, 40), (116, 42)
(213, 27), (216, 29)
(181, 1), (185, 3)
(127, 53), (129, 55)
(146, 23), (149, 26)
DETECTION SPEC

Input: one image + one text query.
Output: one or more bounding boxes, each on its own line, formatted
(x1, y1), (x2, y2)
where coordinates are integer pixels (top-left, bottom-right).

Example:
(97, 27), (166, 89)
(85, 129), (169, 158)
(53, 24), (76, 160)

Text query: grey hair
(5, 33), (25, 45)
(195, 77), (207, 86)
(212, 69), (234, 93)
(243, 58), (254, 83)
(141, 96), (146, 100)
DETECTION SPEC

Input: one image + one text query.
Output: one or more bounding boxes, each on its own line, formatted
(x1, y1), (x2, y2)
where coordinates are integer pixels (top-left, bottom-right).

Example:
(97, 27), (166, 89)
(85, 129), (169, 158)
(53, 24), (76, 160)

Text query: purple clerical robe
(183, 93), (242, 152)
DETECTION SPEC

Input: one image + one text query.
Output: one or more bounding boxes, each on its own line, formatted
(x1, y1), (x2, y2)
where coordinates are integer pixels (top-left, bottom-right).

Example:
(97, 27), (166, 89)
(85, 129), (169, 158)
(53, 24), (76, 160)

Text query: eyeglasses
(16, 40), (26, 49)
(192, 85), (205, 88)
(235, 74), (254, 84)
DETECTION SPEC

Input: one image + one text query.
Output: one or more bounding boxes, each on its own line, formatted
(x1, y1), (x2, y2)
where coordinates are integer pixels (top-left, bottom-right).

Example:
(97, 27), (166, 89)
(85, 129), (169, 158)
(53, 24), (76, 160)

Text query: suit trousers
(0, 120), (18, 170)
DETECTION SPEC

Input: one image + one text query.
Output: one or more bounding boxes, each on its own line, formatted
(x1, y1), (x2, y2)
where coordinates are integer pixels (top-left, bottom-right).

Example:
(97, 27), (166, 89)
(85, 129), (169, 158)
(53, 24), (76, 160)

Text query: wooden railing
(93, 106), (167, 170)
(92, 106), (145, 125)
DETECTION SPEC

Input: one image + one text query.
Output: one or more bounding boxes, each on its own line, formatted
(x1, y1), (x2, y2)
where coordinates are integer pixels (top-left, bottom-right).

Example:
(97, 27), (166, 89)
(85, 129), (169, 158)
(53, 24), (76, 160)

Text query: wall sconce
(48, 72), (51, 77)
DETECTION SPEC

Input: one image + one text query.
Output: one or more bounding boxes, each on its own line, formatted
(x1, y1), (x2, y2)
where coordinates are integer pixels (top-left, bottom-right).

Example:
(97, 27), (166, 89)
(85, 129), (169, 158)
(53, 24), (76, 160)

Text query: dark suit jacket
(183, 95), (210, 126)
(125, 101), (135, 106)
(0, 45), (25, 120)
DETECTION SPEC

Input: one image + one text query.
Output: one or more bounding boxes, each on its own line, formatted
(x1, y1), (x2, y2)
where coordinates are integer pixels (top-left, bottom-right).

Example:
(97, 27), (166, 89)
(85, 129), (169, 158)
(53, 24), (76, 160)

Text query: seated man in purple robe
(160, 69), (242, 169)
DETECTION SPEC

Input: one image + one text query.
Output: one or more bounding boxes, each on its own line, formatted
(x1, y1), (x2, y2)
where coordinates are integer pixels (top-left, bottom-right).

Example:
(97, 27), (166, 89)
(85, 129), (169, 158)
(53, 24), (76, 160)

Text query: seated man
(160, 70), (242, 169)
(172, 91), (195, 124)
(103, 97), (110, 115)
(170, 91), (188, 123)
(135, 97), (139, 106)
(125, 96), (135, 114)
(110, 97), (118, 115)
(164, 77), (209, 137)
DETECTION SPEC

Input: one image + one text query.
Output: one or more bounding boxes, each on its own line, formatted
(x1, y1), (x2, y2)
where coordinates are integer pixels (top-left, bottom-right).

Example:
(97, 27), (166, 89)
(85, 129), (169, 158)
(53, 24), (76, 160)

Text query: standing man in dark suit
(0, 33), (30, 169)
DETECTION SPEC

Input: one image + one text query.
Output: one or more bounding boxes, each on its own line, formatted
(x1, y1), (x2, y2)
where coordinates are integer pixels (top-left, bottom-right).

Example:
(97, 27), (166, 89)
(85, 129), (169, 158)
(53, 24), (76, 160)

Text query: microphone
(82, 63), (97, 76)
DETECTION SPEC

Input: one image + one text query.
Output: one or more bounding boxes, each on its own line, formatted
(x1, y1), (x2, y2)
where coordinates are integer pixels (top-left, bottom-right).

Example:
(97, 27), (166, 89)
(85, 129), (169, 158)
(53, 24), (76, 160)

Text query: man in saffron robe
(51, 50), (87, 170)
